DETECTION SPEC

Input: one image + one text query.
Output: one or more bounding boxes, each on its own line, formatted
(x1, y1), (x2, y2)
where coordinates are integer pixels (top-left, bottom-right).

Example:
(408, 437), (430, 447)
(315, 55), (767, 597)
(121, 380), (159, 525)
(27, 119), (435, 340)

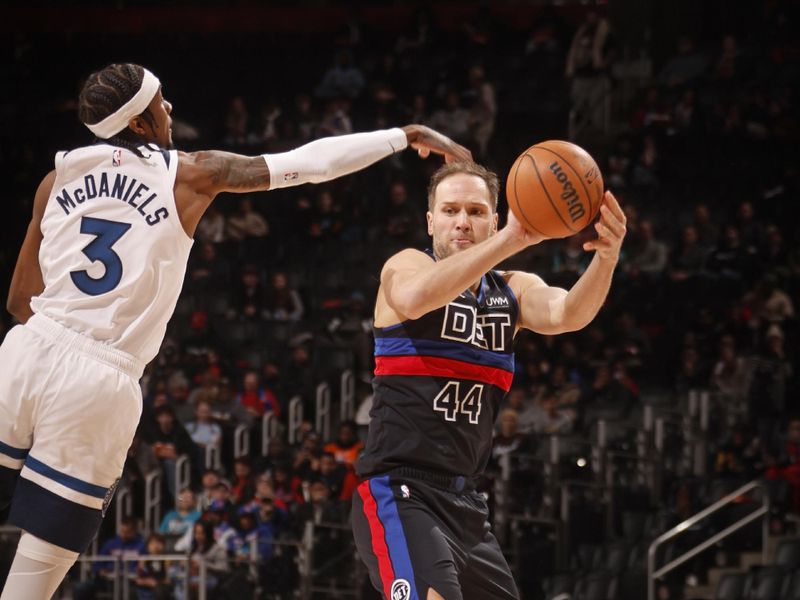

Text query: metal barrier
(67, 553), (193, 600)
(175, 454), (191, 506)
(234, 423), (250, 458)
(340, 369), (355, 422)
(205, 442), (221, 470)
(114, 485), (133, 534)
(316, 382), (331, 441)
(261, 411), (280, 456)
(144, 470), (162, 535)
(288, 395), (303, 444)
(647, 479), (770, 600)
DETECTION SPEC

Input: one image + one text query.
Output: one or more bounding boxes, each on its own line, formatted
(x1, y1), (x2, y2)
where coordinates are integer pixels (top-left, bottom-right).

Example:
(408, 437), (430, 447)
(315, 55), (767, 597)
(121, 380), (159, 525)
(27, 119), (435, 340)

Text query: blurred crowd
(1, 1), (798, 597)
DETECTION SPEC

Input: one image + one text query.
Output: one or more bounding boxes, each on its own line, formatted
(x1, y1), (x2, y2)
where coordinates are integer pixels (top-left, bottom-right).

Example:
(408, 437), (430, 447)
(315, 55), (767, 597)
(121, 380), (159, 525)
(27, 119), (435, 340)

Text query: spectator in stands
(160, 487), (201, 537)
(492, 409), (532, 459)
(186, 241), (231, 293)
(236, 370), (280, 421)
(502, 386), (539, 435)
(711, 335), (750, 402)
(315, 49), (365, 99)
(144, 406), (197, 502)
(292, 92), (318, 141)
(293, 431), (322, 479)
(272, 462), (305, 509)
(381, 180), (422, 247)
(531, 385), (574, 435)
(74, 518), (146, 600)
(766, 417), (800, 512)
(230, 263), (266, 320)
(606, 135), (634, 188)
(264, 271), (304, 322)
(582, 363), (632, 418)
(295, 479), (347, 527)
(749, 324), (792, 417)
(176, 520), (229, 600)
(281, 337), (316, 413)
(185, 400), (223, 452)
(466, 65), (496, 158)
(315, 451), (359, 500)
(715, 424), (761, 479)
(323, 420), (364, 470)
(428, 88), (471, 145)
(326, 291), (373, 379)
(565, 10), (613, 136)
(223, 96), (253, 148)
(198, 470), (222, 512)
(195, 204), (226, 244)
(658, 35), (708, 88)
(134, 533), (171, 600)
(225, 196), (269, 246)
(629, 219), (669, 277)
(669, 225), (708, 283)
(317, 98), (354, 137)
(692, 203), (719, 250)
(230, 457), (257, 506)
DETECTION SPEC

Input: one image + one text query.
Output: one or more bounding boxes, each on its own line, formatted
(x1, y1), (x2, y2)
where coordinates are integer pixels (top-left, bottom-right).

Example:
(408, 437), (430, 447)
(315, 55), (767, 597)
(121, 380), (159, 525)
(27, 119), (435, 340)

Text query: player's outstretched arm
(511, 190), (626, 334)
(7, 171), (54, 323)
(174, 125), (471, 236)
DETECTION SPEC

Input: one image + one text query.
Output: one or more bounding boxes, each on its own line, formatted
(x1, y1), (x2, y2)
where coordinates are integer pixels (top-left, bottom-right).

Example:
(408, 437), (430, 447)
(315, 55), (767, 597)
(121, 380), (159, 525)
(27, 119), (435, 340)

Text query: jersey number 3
(433, 381), (484, 424)
(70, 217), (132, 296)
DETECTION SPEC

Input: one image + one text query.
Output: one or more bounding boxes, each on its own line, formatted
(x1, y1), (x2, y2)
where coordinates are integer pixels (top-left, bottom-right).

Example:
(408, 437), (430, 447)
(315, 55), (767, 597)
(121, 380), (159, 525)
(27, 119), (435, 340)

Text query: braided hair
(78, 63), (158, 156)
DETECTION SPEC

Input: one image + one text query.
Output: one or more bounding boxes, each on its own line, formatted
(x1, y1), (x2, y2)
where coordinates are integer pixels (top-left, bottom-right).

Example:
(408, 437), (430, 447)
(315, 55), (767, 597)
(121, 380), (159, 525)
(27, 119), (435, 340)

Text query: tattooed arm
(174, 151), (271, 236)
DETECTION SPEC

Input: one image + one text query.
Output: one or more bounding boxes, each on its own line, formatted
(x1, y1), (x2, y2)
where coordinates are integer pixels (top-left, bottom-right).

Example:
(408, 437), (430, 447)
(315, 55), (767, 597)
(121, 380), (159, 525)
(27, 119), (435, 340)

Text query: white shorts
(0, 313), (143, 552)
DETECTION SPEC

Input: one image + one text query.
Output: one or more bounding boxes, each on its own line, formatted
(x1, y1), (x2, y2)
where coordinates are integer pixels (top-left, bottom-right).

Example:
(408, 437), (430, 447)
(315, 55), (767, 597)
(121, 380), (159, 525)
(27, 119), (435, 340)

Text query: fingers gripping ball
(506, 140), (603, 239)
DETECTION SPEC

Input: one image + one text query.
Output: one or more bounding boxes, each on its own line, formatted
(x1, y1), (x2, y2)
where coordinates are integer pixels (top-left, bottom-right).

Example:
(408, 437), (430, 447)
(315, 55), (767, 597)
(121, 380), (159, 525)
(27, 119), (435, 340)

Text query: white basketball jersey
(30, 144), (194, 365)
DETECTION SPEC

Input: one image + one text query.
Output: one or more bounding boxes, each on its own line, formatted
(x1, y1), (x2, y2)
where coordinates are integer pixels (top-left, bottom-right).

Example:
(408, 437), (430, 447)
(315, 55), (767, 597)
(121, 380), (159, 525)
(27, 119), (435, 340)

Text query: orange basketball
(506, 140), (604, 239)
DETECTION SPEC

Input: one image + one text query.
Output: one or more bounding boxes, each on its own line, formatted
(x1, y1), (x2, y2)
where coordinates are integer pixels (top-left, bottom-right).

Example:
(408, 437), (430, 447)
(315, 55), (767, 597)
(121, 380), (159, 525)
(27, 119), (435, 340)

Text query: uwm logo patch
(391, 579), (411, 600)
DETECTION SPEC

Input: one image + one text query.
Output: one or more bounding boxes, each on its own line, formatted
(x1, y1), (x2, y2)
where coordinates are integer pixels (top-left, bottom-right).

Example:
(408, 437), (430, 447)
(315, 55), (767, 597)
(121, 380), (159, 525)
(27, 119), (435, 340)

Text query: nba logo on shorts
(391, 579), (411, 600)
(112, 149), (122, 167)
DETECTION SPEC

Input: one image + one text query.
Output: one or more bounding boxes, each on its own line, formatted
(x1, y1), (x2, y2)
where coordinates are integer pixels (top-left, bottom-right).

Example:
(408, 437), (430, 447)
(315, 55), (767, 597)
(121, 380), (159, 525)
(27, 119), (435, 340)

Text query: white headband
(85, 68), (161, 139)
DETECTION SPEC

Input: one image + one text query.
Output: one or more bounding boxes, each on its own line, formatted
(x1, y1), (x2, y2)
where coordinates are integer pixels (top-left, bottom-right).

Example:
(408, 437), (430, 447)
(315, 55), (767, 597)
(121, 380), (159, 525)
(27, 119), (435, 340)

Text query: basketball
(506, 140), (604, 239)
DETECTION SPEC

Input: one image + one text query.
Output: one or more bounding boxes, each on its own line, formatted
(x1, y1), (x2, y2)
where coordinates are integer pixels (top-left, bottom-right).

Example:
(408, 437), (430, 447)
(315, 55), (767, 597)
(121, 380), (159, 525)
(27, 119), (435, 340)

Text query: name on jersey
(441, 301), (512, 352)
(55, 172), (169, 226)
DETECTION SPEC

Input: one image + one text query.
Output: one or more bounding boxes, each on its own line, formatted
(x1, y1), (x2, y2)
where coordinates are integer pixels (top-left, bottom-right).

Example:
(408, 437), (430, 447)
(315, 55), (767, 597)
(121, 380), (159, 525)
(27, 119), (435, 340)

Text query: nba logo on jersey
(112, 149), (122, 166)
(391, 579), (411, 600)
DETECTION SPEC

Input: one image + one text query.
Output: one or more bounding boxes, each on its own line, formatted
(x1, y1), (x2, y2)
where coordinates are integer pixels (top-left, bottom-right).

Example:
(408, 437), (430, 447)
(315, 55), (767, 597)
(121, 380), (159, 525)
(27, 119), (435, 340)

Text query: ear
(127, 115), (149, 137)
(491, 211), (499, 234)
(426, 211), (434, 236)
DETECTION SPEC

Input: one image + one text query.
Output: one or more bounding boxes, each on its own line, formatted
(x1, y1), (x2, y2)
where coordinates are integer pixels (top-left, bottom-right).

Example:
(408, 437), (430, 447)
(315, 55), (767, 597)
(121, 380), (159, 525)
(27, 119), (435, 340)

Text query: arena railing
(340, 369), (355, 422)
(175, 454), (192, 507)
(144, 469), (162, 535)
(316, 382), (331, 441)
(647, 479), (770, 600)
(288, 395), (303, 444)
(234, 424), (250, 459)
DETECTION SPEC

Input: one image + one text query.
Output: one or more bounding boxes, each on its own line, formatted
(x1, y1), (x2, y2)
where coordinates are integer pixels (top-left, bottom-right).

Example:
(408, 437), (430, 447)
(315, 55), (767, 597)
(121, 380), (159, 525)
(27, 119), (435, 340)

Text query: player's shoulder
(380, 248), (433, 276)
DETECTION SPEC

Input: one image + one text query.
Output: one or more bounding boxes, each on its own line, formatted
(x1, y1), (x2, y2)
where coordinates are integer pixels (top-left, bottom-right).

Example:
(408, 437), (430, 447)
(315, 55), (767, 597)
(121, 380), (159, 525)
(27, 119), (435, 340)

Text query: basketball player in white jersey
(0, 63), (470, 599)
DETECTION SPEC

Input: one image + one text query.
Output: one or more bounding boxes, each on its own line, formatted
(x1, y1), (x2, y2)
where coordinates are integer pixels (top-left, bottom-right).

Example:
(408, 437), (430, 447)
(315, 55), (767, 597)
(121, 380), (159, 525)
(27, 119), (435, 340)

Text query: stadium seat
(742, 566), (784, 600)
(715, 572), (745, 600)
(775, 540), (800, 571)
(573, 570), (615, 600)
(781, 569), (800, 600)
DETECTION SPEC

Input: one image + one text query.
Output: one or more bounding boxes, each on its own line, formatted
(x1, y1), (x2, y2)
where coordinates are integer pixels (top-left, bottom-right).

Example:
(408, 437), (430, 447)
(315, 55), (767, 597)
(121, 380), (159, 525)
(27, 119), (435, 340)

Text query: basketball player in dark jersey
(352, 161), (626, 600)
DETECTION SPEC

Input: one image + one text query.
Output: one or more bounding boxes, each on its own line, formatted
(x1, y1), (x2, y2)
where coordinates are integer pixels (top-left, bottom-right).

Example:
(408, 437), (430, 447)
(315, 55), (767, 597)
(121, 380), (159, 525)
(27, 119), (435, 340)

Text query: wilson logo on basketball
(548, 161), (585, 223)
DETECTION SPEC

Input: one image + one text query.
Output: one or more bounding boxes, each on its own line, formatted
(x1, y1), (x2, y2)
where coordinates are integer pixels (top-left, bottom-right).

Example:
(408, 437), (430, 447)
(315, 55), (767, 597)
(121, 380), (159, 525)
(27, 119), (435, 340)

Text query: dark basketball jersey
(357, 264), (519, 479)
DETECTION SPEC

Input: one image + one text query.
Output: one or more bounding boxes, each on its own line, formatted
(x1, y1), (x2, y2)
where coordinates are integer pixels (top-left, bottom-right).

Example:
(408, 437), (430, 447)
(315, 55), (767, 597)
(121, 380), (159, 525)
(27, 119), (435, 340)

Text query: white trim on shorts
(26, 313), (144, 379)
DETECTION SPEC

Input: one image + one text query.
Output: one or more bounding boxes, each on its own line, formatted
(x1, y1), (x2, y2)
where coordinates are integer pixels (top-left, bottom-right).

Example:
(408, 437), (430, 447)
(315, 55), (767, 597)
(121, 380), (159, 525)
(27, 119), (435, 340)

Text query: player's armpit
(508, 271), (573, 335)
(178, 150), (270, 198)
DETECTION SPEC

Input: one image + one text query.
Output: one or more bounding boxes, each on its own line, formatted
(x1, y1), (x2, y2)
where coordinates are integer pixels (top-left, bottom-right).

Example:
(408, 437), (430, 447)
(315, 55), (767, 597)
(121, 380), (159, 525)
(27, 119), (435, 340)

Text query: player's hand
(502, 207), (547, 249)
(583, 190), (626, 262)
(402, 125), (472, 163)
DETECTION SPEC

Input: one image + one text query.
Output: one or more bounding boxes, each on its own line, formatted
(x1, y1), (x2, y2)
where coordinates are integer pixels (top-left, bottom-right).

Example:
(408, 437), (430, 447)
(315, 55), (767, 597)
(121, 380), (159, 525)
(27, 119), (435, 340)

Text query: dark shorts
(351, 469), (519, 600)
